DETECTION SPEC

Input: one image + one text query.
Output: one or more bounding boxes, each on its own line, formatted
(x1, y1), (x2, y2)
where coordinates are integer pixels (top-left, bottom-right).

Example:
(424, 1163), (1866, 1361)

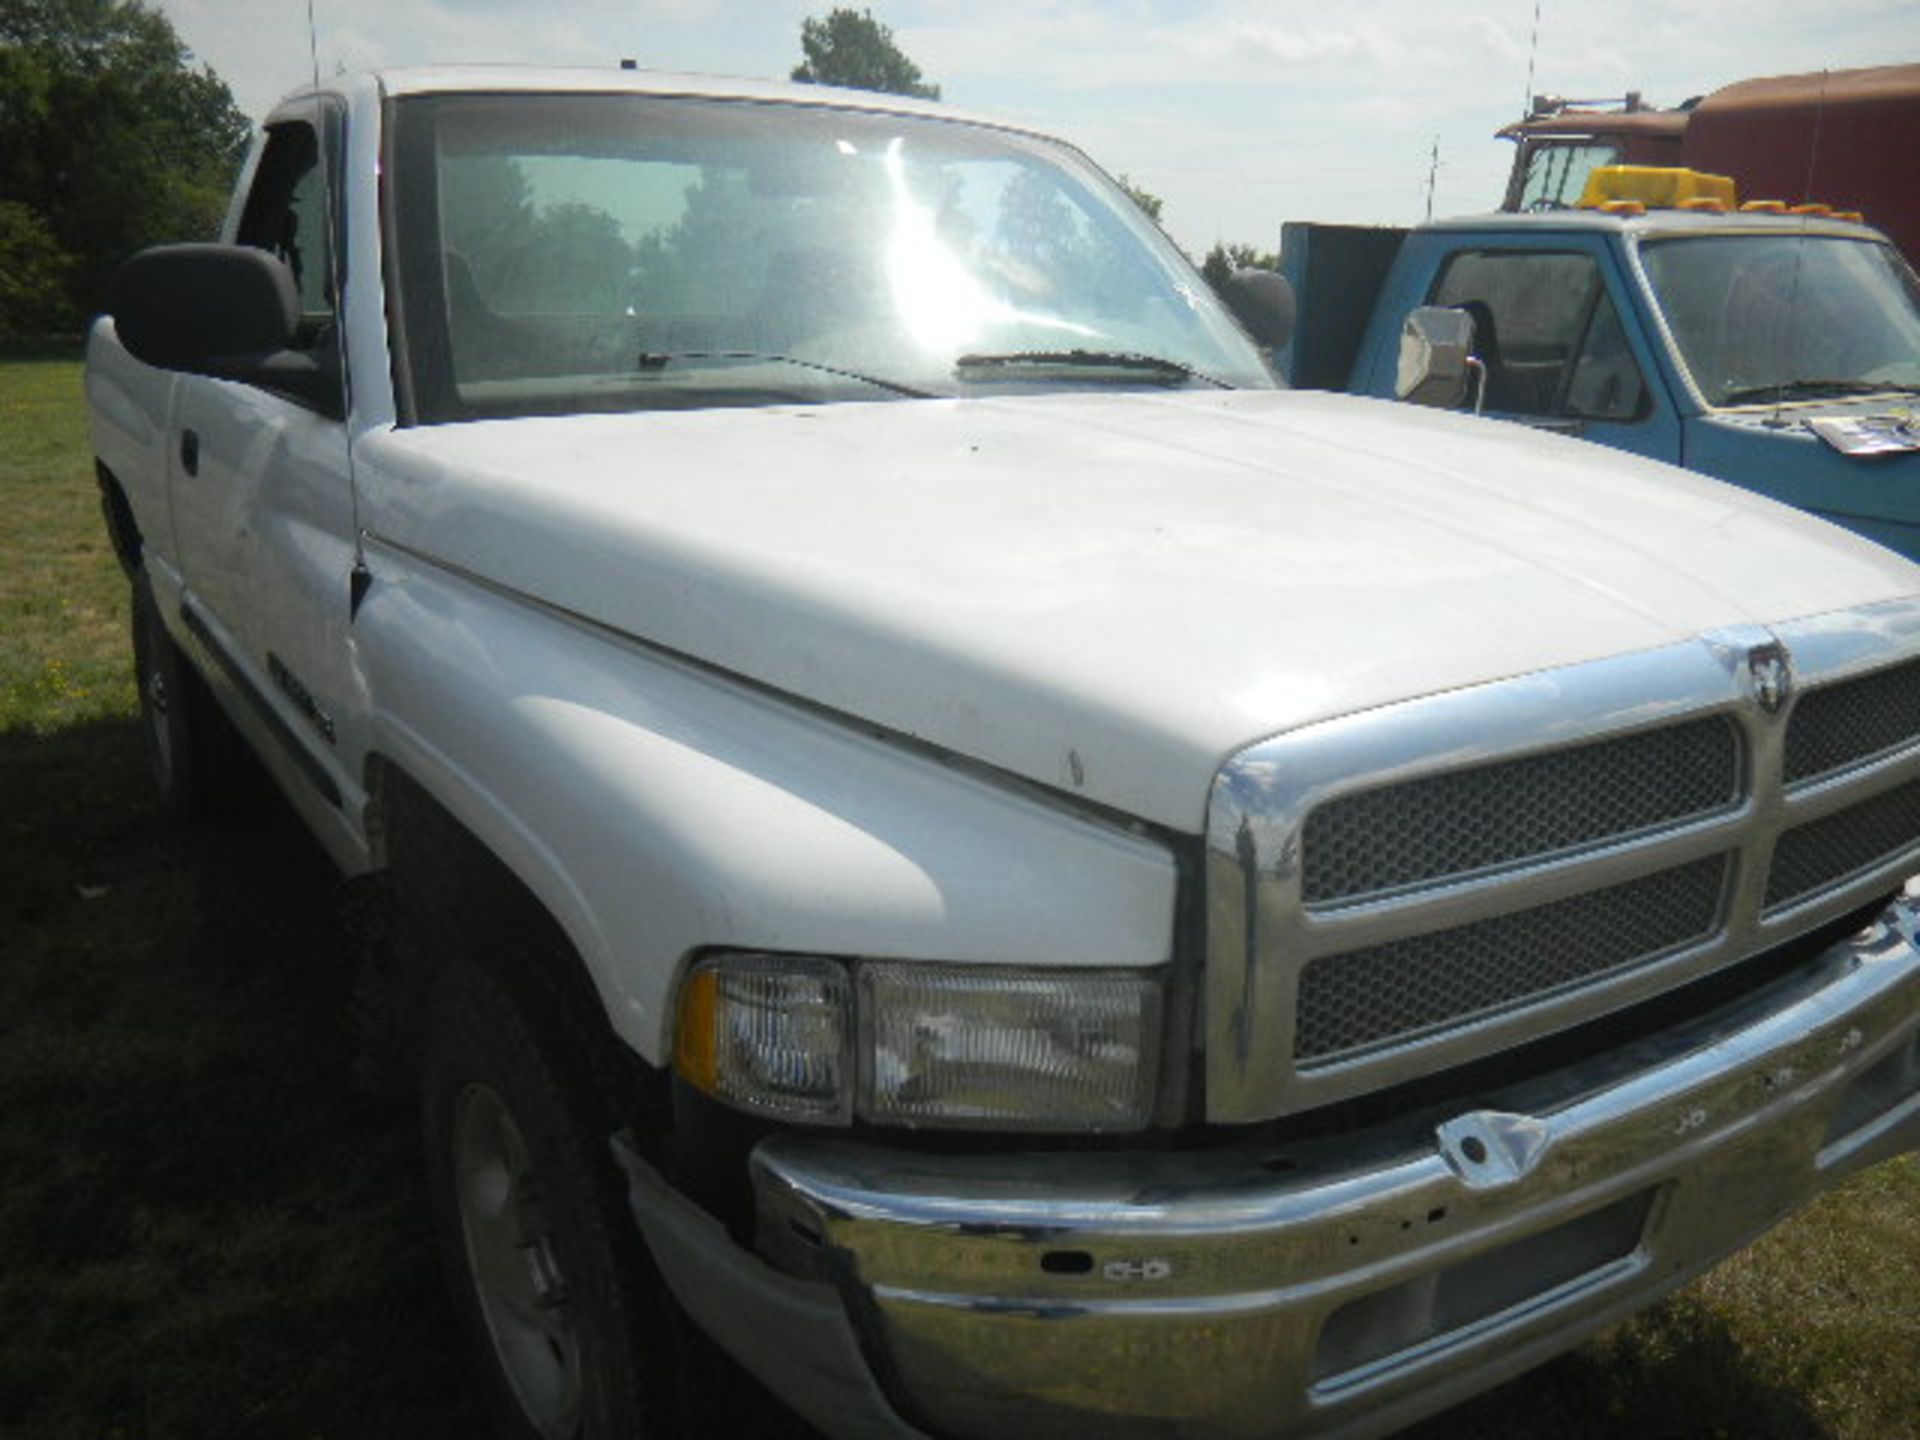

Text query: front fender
(353, 548), (1179, 1065)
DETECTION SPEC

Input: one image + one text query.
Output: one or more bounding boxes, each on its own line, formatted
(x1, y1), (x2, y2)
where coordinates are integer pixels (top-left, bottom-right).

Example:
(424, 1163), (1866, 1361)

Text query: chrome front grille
(1784, 657), (1920, 784)
(1296, 856), (1729, 1063)
(1766, 778), (1920, 913)
(1205, 600), (1920, 1124)
(1301, 718), (1739, 905)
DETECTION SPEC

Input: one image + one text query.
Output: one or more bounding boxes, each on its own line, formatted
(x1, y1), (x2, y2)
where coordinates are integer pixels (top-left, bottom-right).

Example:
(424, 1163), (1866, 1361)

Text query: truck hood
(361, 388), (1920, 833)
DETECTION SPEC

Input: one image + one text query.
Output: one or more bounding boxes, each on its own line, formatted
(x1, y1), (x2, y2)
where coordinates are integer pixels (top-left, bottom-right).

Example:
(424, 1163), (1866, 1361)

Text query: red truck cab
(1501, 65), (1920, 267)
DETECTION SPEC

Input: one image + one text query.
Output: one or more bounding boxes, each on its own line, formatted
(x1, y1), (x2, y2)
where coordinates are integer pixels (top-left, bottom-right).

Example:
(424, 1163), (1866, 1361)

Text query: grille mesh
(1300, 718), (1740, 904)
(1764, 778), (1920, 912)
(1295, 856), (1728, 1063)
(1784, 659), (1920, 785)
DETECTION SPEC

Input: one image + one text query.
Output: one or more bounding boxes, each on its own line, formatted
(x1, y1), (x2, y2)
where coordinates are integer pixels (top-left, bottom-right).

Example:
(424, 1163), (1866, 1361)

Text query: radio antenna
(1521, 0), (1542, 119)
(1772, 68), (1830, 426)
(305, 0), (323, 94)
(1801, 66), (1830, 204)
(304, 0), (371, 611)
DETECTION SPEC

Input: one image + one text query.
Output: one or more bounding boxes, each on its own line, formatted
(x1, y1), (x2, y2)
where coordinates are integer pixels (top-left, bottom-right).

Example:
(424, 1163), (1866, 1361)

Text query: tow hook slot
(1436, 1110), (1554, 1189)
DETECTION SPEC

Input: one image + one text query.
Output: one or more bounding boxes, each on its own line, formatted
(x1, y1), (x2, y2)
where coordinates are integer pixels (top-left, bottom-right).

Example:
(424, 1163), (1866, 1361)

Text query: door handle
(179, 428), (199, 476)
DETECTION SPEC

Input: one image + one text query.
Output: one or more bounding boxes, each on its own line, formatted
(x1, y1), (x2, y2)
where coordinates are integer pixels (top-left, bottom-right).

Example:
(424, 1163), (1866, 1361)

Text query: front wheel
(130, 570), (204, 816)
(129, 571), (260, 818)
(422, 955), (685, 1440)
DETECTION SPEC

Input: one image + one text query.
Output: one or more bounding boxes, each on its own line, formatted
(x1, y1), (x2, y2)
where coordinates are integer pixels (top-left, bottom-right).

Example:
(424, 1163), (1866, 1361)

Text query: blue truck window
(1431, 249), (1647, 421)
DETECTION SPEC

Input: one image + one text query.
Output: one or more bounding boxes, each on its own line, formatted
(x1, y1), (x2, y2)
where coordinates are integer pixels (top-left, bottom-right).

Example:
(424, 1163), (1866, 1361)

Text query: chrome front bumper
(623, 887), (1920, 1440)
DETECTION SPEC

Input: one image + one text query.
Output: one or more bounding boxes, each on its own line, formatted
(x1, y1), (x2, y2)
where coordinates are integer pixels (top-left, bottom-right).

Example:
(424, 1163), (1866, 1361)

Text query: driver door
(168, 101), (360, 820)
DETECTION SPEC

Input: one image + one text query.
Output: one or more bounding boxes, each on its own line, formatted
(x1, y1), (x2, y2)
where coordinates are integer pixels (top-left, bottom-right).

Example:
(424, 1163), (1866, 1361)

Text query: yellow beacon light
(1578, 166), (1738, 213)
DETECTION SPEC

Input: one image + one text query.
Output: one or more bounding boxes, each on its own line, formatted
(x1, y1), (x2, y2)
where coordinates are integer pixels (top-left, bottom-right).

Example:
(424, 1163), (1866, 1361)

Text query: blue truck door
(1354, 231), (1684, 465)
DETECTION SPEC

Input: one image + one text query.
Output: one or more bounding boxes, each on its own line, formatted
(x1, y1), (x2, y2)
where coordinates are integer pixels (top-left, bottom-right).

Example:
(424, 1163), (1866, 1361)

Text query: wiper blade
(954, 349), (1229, 389)
(636, 351), (932, 399)
(1720, 378), (1920, 406)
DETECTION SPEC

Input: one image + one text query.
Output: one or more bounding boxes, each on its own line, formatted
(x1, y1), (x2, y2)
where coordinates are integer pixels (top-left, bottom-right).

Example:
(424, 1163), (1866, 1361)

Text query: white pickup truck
(86, 66), (1920, 1440)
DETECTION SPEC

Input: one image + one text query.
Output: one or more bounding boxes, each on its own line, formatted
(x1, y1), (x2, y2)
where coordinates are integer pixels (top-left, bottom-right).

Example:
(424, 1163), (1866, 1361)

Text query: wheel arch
(95, 459), (143, 580)
(361, 750), (641, 1065)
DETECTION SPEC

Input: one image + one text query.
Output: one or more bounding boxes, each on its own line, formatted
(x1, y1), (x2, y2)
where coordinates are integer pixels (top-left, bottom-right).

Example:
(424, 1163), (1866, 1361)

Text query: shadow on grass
(1403, 1291), (1835, 1439)
(0, 716), (475, 1440)
(0, 716), (816, 1440)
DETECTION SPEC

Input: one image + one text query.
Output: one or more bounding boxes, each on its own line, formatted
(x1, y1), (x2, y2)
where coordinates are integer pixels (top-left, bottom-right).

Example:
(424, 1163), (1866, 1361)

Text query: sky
(158, 0), (1920, 255)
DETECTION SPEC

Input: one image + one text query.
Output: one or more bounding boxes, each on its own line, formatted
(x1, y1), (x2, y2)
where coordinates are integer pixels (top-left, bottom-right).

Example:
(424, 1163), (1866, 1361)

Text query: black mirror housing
(113, 244), (300, 369)
(110, 244), (342, 414)
(1221, 268), (1296, 351)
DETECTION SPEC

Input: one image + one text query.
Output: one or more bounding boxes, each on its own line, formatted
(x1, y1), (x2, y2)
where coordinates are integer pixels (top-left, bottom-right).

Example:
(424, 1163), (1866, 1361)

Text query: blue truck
(1274, 180), (1920, 557)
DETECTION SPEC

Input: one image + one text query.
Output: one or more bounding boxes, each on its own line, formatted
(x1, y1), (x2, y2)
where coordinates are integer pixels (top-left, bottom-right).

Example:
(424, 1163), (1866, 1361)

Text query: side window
(1430, 250), (1647, 422)
(236, 121), (337, 348)
(1562, 291), (1643, 420)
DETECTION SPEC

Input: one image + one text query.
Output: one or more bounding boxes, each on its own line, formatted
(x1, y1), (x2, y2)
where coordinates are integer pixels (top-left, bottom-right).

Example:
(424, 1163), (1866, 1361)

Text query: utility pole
(1425, 135), (1440, 221)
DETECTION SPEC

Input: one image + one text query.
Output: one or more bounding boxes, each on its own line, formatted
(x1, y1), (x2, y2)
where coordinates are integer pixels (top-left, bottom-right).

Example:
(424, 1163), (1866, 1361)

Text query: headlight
(674, 953), (1163, 1131)
(673, 956), (852, 1123)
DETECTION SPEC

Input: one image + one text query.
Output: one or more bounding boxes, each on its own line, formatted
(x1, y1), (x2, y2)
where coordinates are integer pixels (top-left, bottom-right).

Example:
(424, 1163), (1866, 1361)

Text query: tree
(1201, 240), (1278, 296)
(791, 8), (940, 99)
(0, 201), (71, 333)
(1114, 175), (1164, 225)
(0, 0), (251, 332)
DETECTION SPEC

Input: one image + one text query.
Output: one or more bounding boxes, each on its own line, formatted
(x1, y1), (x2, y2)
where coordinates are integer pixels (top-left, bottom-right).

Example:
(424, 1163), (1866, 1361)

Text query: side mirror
(110, 244), (341, 414)
(1395, 306), (1477, 409)
(1220, 267), (1295, 350)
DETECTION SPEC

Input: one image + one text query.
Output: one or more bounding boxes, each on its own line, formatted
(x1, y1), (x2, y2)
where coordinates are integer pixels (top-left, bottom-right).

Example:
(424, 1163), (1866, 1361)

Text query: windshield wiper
(1719, 378), (1920, 407)
(635, 351), (932, 399)
(954, 349), (1230, 389)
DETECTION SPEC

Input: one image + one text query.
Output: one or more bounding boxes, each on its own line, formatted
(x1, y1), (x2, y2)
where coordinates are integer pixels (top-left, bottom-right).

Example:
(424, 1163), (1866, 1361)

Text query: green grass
(1, 347), (1917, 1438)
(0, 345), (133, 734)
(1, 344), (479, 1438)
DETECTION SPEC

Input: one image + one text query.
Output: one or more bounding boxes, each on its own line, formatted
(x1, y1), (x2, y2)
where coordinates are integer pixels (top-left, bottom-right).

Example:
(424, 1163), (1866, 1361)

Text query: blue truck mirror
(1396, 305), (1478, 410)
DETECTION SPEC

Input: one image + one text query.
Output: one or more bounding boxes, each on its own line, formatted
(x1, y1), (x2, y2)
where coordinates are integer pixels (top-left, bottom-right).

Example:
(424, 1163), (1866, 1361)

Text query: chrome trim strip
(180, 600), (344, 808)
(1206, 597), (1920, 1122)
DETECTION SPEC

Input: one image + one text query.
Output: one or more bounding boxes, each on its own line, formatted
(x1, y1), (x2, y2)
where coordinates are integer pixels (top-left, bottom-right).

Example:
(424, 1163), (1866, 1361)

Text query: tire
(129, 571), (261, 819)
(131, 569), (207, 817)
(421, 952), (687, 1440)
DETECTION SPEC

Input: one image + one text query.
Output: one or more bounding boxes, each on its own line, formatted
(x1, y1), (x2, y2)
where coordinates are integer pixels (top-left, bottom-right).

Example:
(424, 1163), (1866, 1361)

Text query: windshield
(1515, 141), (1618, 211)
(388, 93), (1274, 422)
(1638, 232), (1920, 408)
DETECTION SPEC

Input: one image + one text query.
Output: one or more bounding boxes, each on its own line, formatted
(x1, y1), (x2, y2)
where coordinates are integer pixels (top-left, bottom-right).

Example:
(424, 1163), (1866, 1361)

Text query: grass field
(3, 343), (1917, 1439)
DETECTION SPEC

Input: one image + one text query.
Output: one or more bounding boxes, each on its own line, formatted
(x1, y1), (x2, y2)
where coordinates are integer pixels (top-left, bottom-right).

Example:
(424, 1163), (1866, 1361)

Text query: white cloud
(1465, 14), (1525, 64)
(1342, 94), (1420, 130)
(1207, 21), (1406, 70)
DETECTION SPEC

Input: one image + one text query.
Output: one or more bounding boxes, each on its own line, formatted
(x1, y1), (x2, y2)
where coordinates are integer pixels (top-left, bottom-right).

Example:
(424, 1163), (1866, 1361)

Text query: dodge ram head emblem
(1749, 643), (1793, 715)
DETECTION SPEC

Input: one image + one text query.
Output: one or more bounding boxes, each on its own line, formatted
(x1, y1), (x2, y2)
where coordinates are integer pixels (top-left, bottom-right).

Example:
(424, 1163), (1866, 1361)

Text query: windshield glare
(390, 93), (1274, 422)
(1638, 233), (1920, 408)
